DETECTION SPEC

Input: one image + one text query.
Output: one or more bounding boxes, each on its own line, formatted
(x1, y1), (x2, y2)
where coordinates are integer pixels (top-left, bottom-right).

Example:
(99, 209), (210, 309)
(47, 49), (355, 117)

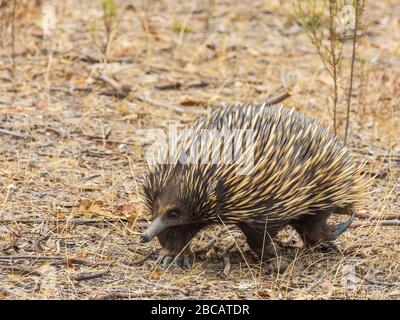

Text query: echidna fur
(140, 104), (369, 260)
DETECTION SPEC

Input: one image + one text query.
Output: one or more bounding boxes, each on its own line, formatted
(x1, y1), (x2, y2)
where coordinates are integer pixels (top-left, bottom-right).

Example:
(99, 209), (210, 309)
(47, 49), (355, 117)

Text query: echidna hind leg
(331, 208), (355, 239)
(290, 209), (354, 248)
(237, 223), (281, 260)
(156, 223), (206, 268)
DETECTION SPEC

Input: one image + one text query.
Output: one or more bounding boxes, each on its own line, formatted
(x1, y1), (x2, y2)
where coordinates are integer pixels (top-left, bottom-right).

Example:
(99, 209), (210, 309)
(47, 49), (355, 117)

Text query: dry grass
(0, 0), (399, 300)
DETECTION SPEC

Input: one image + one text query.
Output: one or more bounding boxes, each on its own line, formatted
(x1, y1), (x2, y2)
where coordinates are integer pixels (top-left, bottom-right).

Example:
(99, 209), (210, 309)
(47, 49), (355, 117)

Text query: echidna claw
(156, 253), (194, 269)
(317, 242), (339, 252)
(332, 209), (356, 239)
(265, 258), (288, 274)
(179, 255), (194, 269)
(160, 255), (174, 267)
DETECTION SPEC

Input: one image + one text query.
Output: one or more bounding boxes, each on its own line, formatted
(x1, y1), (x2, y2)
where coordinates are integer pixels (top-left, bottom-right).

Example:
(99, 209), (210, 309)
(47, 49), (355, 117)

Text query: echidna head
(139, 181), (191, 243)
(140, 165), (214, 243)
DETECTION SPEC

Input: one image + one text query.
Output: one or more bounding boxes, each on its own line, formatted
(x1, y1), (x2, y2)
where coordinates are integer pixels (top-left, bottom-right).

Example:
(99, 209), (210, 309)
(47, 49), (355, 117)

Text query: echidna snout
(140, 217), (168, 243)
(140, 206), (190, 244)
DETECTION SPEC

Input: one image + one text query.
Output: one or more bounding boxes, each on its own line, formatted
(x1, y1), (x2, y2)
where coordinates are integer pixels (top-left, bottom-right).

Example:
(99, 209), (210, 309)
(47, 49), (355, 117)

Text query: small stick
(138, 276), (189, 296)
(0, 218), (144, 226)
(94, 291), (133, 300)
(131, 249), (159, 266)
(364, 278), (400, 287)
(93, 290), (169, 300)
(0, 255), (92, 266)
(98, 73), (121, 91)
(305, 277), (325, 293)
(98, 73), (131, 98)
(355, 212), (400, 220)
(195, 226), (233, 254)
(262, 91), (292, 106)
(71, 271), (109, 282)
(187, 82), (209, 89)
(351, 220), (400, 228)
(0, 255), (66, 260)
(0, 128), (26, 139)
(0, 264), (41, 276)
(79, 134), (137, 146)
(155, 82), (182, 91)
(51, 258), (93, 266)
(222, 243), (235, 278)
(344, 239), (400, 255)
(136, 96), (185, 114)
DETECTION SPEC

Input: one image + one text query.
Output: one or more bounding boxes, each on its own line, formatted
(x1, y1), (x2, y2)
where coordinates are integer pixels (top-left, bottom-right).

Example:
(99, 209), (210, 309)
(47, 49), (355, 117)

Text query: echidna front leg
(237, 223), (281, 260)
(156, 223), (207, 268)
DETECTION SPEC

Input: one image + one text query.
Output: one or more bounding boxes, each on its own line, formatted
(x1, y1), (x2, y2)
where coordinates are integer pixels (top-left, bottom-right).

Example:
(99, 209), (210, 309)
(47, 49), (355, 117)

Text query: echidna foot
(307, 241), (339, 252)
(156, 248), (194, 269)
(265, 257), (289, 274)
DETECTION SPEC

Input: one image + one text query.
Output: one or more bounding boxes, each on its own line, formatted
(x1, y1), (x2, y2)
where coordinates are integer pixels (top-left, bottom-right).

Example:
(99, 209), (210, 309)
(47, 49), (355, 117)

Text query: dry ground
(0, 0), (399, 299)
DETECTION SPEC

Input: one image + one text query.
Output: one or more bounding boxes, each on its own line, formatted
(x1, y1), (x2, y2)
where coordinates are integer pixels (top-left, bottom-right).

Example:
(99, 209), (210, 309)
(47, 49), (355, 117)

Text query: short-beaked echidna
(140, 104), (368, 265)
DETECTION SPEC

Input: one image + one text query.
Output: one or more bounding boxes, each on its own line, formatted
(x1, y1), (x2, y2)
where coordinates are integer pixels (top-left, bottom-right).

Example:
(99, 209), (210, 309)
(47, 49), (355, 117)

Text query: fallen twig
(187, 81), (209, 89)
(0, 218), (143, 226)
(351, 220), (400, 228)
(355, 211), (400, 220)
(0, 264), (41, 276)
(195, 226), (233, 254)
(130, 249), (159, 266)
(262, 91), (292, 106)
(0, 128), (26, 139)
(53, 258), (94, 266)
(305, 277), (325, 293)
(364, 278), (400, 287)
(139, 276), (189, 296)
(93, 290), (169, 300)
(98, 73), (132, 99)
(222, 243), (235, 278)
(0, 255), (92, 266)
(136, 95), (185, 114)
(345, 239), (400, 253)
(79, 133), (137, 146)
(71, 271), (109, 282)
(80, 55), (133, 64)
(155, 82), (182, 91)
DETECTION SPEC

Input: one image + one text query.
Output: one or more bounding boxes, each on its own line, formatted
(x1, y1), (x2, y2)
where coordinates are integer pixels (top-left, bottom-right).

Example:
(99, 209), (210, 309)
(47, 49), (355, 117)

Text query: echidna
(140, 103), (368, 266)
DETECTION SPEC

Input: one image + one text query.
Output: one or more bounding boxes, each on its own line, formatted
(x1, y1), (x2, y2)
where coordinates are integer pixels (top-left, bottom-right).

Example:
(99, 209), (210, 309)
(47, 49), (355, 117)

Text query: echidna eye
(167, 211), (180, 220)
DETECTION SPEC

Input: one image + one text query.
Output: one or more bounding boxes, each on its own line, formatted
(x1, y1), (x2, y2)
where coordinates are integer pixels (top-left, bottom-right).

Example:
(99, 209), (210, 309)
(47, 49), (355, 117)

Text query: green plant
(294, 0), (365, 143)
(101, 0), (118, 62)
(344, 0), (365, 144)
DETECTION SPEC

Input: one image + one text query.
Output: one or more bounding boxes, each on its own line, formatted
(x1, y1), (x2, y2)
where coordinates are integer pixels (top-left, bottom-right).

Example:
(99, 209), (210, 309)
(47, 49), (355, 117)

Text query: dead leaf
(116, 203), (135, 214)
(147, 271), (161, 280)
(122, 113), (139, 121)
(77, 199), (115, 218)
(321, 280), (333, 297)
(341, 265), (360, 290)
(180, 98), (206, 107)
(35, 102), (47, 110)
(72, 75), (87, 86)
(66, 259), (74, 269)
(257, 289), (272, 298)
(78, 199), (103, 211)
(0, 107), (24, 115)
